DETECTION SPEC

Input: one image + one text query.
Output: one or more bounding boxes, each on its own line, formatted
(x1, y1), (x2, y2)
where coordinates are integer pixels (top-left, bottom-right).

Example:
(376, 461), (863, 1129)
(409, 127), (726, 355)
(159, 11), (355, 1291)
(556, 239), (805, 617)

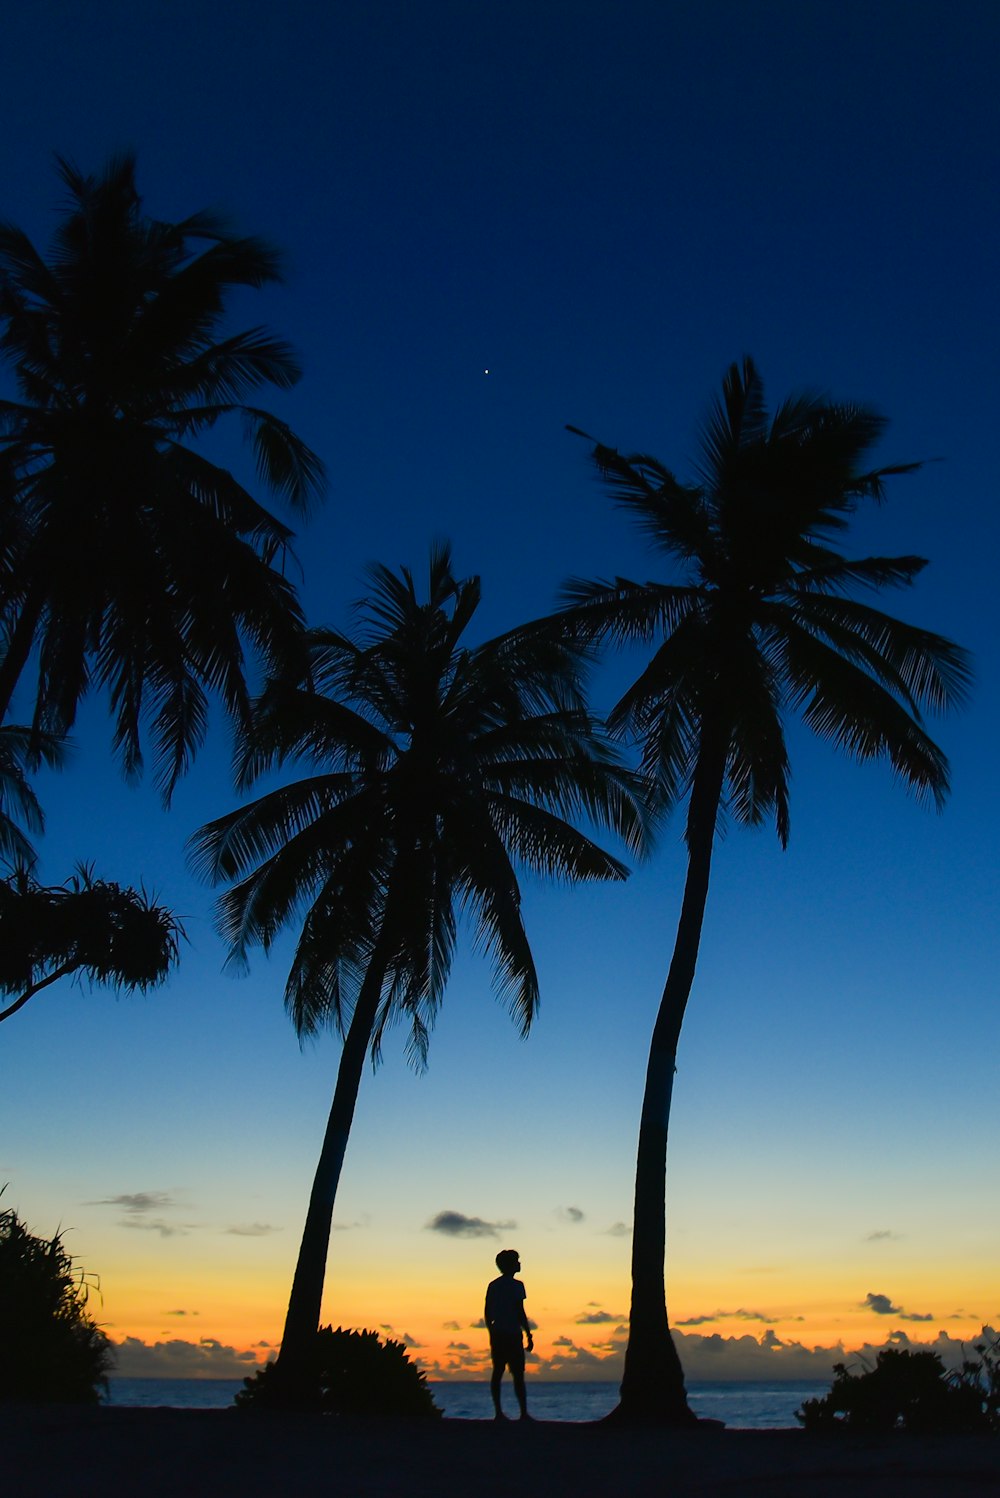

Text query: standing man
(485, 1248), (534, 1420)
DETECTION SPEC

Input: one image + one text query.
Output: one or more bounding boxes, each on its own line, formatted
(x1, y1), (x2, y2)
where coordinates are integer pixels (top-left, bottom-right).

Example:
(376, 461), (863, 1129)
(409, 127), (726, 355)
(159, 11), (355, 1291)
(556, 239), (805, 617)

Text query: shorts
(490, 1332), (525, 1374)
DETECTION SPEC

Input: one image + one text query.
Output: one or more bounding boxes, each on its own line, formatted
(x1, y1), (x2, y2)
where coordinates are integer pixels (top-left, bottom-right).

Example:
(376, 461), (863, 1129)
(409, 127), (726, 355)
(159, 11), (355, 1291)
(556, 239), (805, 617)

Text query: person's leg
(511, 1346), (528, 1419)
(490, 1347), (507, 1418)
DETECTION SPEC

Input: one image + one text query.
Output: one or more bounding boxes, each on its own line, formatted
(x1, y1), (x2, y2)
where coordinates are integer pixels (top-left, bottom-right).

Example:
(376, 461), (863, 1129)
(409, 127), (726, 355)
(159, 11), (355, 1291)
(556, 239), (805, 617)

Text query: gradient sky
(1, 1), (997, 1383)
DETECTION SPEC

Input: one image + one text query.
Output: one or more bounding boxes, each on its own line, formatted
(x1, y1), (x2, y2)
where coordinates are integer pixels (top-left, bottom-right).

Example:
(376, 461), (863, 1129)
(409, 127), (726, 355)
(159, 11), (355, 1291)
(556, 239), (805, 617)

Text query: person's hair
(495, 1249), (519, 1273)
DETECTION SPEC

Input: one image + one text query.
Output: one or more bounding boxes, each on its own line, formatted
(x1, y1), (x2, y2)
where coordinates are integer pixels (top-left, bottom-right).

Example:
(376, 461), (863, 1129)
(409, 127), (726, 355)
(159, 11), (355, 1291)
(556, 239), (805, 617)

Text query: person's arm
(520, 1290), (533, 1351)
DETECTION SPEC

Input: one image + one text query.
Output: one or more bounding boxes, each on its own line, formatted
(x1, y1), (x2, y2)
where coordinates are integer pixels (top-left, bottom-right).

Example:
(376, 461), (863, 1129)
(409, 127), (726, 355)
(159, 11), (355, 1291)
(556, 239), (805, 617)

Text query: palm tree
(553, 358), (971, 1424)
(191, 546), (651, 1381)
(0, 863), (181, 1025)
(0, 154), (324, 797)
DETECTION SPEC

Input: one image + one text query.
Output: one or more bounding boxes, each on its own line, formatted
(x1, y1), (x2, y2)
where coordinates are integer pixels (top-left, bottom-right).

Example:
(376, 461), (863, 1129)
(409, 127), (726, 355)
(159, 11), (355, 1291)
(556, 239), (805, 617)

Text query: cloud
(676, 1308), (776, 1326)
(112, 1336), (259, 1379)
(442, 1321), (461, 1331)
(88, 1190), (192, 1238)
(469, 1318), (487, 1329)
(224, 1223), (282, 1237)
(332, 1213), (371, 1232)
(864, 1292), (901, 1316)
(164, 1309), (198, 1317)
(556, 1207), (585, 1224)
(866, 1229), (902, 1242)
(575, 1309), (624, 1325)
(120, 1218), (189, 1239)
(447, 1342), (470, 1351)
(602, 1221), (630, 1237)
(426, 1210), (515, 1239)
(88, 1191), (174, 1214)
(863, 1291), (933, 1321)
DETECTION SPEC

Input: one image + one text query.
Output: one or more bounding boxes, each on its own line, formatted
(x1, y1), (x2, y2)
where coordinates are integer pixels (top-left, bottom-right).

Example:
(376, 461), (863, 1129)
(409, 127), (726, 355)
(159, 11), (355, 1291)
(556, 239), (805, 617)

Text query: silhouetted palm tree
(0, 864), (181, 1025)
(0, 155), (324, 797)
(554, 358), (970, 1424)
(191, 546), (651, 1378)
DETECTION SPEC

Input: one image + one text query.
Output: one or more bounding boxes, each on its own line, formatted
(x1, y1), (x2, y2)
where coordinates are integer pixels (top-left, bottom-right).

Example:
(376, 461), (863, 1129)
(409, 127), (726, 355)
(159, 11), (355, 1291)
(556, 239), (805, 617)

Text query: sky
(0, 0), (997, 1386)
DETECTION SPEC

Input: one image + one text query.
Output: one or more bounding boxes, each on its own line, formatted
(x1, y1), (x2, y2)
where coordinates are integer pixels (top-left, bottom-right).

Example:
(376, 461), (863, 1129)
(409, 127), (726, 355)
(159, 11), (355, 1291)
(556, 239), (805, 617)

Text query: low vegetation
(0, 1199), (113, 1403)
(235, 1326), (441, 1417)
(798, 1343), (1000, 1433)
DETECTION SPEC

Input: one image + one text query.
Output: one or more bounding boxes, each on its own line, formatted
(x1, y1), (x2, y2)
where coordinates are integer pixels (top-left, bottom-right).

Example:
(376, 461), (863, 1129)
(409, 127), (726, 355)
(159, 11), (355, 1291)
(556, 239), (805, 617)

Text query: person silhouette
(485, 1248), (533, 1420)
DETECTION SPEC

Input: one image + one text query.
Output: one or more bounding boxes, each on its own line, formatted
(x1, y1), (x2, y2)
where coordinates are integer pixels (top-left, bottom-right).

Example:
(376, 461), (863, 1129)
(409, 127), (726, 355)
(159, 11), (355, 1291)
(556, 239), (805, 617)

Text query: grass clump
(235, 1326), (441, 1417)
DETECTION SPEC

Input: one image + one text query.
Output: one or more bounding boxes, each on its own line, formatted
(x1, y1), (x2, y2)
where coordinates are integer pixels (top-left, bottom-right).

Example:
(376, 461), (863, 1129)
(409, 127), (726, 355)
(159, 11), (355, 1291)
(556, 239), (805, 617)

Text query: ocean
(105, 1378), (827, 1429)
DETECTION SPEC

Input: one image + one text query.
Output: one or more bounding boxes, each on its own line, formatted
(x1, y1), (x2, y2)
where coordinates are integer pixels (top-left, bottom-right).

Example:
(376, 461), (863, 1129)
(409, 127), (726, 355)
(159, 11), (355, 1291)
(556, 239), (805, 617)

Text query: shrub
(798, 1345), (998, 1433)
(235, 1326), (441, 1417)
(0, 1200), (113, 1402)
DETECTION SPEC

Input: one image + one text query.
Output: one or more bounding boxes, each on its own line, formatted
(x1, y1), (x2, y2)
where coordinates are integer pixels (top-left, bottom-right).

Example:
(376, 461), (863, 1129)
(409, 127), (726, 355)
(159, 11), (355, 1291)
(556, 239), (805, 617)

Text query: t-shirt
(485, 1275), (527, 1337)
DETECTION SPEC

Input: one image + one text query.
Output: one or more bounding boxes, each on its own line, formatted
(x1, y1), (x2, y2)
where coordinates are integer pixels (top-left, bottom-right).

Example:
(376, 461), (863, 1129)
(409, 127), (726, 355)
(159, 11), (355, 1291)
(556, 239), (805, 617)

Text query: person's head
(495, 1248), (520, 1275)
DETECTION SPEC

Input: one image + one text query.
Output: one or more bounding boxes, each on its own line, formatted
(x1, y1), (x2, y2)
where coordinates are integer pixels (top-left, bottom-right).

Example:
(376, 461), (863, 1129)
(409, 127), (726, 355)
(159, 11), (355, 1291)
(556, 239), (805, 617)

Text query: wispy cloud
(163, 1309), (198, 1317)
(676, 1308), (777, 1326)
(575, 1309), (624, 1325)
(332, 1212), (371, 1232)
(120, 1218), (189, 1239)
(556, 1206), (585, 1224)
(224, 1223), (282, 1237)
(866, 1230), (902, 1242)
(88, 1191), (175, 1214)
(426, 1210), (515, 1239)
(602, 1221), (630, 1237)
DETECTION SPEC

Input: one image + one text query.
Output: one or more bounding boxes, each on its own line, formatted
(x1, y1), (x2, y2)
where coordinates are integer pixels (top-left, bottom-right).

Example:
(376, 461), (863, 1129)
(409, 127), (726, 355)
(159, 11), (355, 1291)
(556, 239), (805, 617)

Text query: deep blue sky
(1, 1), (997, 1378)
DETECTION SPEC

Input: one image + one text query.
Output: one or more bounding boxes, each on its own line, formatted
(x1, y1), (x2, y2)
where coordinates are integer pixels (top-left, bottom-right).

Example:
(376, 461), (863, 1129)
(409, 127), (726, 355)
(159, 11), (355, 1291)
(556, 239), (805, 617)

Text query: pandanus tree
(191, 547), (651, 1380)
(0, 864), (182, 1025)
(551, 359), (970, 1424)
(0, 154), (324, 796)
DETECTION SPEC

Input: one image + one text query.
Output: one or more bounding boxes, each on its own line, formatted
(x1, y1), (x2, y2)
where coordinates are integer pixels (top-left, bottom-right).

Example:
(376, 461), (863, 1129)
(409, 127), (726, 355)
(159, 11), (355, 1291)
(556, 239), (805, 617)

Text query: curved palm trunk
(610, 731), (727, 1425)
(276, 936), (392, 1376)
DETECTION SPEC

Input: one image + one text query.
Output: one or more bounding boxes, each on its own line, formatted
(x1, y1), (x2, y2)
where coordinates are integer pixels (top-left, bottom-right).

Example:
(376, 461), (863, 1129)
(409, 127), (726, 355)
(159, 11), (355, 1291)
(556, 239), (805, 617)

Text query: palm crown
(563, 358), (970, 836)
(194, 545), (649, 1063)
(0, 154), (325, 795)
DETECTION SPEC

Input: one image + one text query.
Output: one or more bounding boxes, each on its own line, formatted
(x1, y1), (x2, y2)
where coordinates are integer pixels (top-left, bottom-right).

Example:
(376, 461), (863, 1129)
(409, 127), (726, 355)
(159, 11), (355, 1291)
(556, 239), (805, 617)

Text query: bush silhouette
(0, 1200), (113, 1402)
(236, 1326), (440, 1417)
(798, 1346), (994, 1433)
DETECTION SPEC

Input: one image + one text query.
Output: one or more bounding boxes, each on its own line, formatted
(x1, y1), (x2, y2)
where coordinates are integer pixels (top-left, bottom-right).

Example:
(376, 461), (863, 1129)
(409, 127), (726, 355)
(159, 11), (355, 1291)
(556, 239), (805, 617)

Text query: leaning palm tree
(0, 154), (324, 797)
(552, 358), (970, 1424)
(191, 546), (651, 1383)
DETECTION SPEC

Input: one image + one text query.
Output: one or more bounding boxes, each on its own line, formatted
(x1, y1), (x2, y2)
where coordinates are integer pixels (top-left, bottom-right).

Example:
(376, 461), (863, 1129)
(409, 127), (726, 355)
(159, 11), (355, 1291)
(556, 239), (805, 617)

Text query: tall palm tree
(553, 358), (971, 1424)
(0, 154), (324, 797)
(191, 546), (651, 1381)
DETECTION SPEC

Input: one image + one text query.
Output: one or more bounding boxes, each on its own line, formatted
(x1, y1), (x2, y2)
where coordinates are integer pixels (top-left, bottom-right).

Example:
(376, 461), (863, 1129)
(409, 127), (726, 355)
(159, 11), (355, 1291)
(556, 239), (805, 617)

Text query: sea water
(105, 1377), (828, 1428)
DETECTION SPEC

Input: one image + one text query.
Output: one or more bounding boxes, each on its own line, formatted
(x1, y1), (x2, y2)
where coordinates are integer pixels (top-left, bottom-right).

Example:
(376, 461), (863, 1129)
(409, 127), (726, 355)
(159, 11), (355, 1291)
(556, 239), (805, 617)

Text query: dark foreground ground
(4, 1404), (1000, 1497)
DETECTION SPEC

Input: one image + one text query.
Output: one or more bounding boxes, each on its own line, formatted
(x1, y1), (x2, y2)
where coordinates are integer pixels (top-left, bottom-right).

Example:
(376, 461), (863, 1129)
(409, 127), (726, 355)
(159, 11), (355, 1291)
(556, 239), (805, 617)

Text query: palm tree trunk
(610, 729), (728, 1425)
(276, 936), (392, 1376)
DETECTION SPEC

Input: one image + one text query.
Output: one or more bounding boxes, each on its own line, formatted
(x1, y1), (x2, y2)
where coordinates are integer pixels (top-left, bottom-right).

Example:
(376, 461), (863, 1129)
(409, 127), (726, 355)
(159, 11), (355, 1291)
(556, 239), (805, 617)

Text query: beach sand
(4, 1405), (999, 1497)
